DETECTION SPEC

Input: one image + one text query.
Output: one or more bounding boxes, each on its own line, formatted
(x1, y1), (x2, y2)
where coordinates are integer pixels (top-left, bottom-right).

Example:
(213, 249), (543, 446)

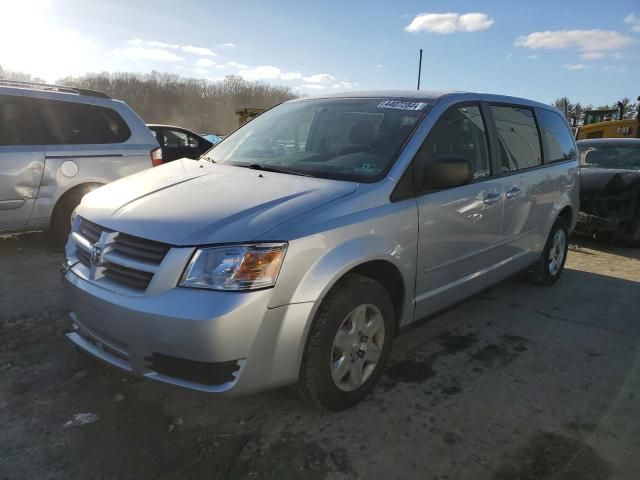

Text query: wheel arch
(49, 181), (104, 229)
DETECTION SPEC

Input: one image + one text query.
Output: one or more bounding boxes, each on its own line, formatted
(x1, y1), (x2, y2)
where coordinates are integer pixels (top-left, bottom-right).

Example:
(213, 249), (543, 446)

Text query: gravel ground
(1, 233), (639, 480)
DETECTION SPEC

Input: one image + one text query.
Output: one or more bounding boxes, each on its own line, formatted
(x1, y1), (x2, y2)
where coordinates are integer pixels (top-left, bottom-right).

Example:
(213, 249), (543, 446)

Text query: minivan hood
(79, 159), (357, 245)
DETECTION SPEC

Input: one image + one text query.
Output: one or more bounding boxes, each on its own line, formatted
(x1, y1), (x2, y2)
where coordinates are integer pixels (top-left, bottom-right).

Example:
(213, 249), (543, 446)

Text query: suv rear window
(537, 109), (577, 163)
(26, 97), (131, 145)
(491, 105), (542, 172)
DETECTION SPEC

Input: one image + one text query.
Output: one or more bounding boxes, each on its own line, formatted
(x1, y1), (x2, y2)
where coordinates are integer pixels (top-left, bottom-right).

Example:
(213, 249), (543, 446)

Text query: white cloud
(303, 73), (335, 83)
(221, 42), (235, 47)
(300, 84), (326, 90)
(129, 38), (179, 49)
(195, 58), (216, 67)
(603, 65), (628, 74)
(376, 64), (384, 68)
(580, 51), (605, 60)
(504, 53), (513, 61)
(624, 13), (640, 32)
(563, 63), (587, 70)
(238, 65), (286, 80)
(515, 30), (632, 54)
(281, 72), (304, 80)
(112, 47), (184, 62)
(226, 61), (248, 69)
(528, 54), (539, 59)
(236, 65), (337, 85)
(405, 12), (494, 34)
(181, 45), (217, 56)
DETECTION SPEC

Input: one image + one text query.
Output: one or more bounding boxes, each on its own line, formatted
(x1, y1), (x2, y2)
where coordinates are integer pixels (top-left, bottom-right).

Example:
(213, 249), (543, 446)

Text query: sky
(1, 0), (639, 106)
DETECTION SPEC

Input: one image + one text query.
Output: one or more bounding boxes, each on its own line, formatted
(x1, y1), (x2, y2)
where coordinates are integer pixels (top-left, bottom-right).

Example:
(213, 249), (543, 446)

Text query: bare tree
(58, 72), (298, 134)
(2, 67), (298, 134)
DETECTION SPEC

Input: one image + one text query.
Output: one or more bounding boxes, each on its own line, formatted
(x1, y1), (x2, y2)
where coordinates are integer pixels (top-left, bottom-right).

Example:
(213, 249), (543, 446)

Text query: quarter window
(26, 98), (131, 145)
(490, 106), (542, 172)
(536, 109), (577, 162)
(413, 104), (491, 190)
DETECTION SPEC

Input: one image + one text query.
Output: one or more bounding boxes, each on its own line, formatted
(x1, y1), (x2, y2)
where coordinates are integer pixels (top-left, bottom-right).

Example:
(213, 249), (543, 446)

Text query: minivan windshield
(203, 98), (432, 182)
(579, 143), (640, 170)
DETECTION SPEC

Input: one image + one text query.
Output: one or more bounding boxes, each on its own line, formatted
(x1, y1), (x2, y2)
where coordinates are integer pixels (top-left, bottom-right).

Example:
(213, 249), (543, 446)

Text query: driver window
(413, 104), (491, 190)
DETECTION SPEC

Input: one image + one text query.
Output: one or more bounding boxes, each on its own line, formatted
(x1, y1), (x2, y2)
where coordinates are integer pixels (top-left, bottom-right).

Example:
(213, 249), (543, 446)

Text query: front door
(413, 103), (505, 319)
(0, 95), (44, 231)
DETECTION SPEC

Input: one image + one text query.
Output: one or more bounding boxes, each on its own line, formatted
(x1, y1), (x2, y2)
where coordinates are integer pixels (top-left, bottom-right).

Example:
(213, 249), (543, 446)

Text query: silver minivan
(63, 91), (579, 410)
(0, 80), (160, 243)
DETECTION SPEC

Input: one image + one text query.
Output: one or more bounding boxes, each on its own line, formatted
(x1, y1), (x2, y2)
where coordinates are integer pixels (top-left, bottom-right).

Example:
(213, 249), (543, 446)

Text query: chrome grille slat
(72, 217), (170, 293)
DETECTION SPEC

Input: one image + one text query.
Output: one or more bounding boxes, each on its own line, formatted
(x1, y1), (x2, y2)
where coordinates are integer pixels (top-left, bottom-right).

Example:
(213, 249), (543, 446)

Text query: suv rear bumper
(63, 270), (317, 395)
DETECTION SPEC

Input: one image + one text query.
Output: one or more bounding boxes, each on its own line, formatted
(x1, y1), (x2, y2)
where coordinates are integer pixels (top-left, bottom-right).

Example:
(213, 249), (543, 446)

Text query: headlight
(180, 243), (287, 291)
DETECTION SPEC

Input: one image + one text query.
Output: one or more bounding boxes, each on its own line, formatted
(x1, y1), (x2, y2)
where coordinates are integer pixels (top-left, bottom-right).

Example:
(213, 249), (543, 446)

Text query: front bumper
(64, 270), (317, 395)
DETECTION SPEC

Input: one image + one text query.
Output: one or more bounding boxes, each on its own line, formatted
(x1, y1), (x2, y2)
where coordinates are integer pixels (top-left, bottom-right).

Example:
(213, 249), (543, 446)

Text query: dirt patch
(438, 332), (478, 354)
(227, 433), (354, 480)
(379, 331), (479, 392)
(470, 335), (531, 367)
(380, 358), (436, 391)
(494, 432), (612, 480)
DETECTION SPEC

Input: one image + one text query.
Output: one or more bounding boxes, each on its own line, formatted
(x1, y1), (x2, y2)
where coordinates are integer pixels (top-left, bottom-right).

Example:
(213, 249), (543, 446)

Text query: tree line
(551, 96), (639, 126)
(0, 66), (298, 134)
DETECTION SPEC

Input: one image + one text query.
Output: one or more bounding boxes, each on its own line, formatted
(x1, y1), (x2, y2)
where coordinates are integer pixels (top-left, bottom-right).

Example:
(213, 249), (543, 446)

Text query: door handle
(505, 187), (522, 199)
(483, 192), (502, 205)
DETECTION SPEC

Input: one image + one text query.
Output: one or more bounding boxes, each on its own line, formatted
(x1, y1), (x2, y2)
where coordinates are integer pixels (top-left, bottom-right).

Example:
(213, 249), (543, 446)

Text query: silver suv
(63, 91), (579, 410)
(0, 80), (161, 243)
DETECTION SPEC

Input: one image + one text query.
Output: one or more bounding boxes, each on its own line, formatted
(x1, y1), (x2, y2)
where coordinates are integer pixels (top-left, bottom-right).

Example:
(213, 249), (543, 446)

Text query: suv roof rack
(0, 79), (110, 99)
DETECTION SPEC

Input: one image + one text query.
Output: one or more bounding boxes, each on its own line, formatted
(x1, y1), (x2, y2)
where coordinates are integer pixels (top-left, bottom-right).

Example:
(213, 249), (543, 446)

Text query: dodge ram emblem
(90, 243), (105, 267)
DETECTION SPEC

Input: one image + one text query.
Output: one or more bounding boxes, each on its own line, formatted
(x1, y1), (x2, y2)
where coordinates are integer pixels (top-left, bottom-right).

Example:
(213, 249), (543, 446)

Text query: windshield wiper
(239, 163), (312, 177)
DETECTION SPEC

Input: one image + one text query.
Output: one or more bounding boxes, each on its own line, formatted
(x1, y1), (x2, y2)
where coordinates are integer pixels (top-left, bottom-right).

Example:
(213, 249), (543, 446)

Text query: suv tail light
(150, 147), (163, 167)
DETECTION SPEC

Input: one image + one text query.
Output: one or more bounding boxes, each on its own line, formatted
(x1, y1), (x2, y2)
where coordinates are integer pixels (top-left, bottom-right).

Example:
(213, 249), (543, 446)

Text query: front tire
(296, 274), (396, 411)
(527, 217), (569, 286)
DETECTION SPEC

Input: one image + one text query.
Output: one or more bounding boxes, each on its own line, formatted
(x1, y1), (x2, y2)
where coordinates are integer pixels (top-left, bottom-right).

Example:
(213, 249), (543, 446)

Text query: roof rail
(0, 79), (110, 99)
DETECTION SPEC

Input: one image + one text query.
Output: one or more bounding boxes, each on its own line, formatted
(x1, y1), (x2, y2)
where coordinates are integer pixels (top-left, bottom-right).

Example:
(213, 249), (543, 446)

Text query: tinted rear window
(537, 109), (577, 163)
(26, 97), (131, 145)
(0, 95), (30, 145)
(491, 105), (542, 173)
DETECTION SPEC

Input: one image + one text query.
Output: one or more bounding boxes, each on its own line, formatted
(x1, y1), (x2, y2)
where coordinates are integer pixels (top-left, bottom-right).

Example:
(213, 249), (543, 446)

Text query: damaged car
(576, 139), (640, 244)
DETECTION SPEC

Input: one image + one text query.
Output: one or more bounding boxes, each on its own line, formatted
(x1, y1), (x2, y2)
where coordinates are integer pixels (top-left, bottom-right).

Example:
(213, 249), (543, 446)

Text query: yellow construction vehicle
(576, 105), (640, 140)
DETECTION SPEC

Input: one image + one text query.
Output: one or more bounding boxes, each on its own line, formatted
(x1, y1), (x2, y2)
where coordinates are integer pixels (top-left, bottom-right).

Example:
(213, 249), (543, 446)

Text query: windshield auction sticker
(377, 100), (427, 111)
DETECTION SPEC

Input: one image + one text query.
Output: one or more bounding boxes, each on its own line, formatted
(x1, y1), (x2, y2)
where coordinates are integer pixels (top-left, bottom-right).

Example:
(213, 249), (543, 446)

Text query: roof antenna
(417, 48), (423, 90)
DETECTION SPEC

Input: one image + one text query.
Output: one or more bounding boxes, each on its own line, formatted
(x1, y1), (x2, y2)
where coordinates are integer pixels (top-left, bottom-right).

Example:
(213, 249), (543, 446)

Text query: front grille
(78, 218), (107, 244)
(72, 217), (170, 292)
(147, 353), (240, 386)
(112, 232), (170, 264)
(76, 247), (91, 268)
(103, 262), (154, 291)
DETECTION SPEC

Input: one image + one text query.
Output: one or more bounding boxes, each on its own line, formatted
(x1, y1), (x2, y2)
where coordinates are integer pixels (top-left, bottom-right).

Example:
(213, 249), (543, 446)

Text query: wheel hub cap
(548, 229), (566, 276)
(331, 304), (385, 392)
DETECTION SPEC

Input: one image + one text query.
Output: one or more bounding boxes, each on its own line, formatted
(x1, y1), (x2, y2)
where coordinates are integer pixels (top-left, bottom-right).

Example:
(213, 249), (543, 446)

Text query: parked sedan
(576, 138), (640, 244)
(148, 124), (214, 162)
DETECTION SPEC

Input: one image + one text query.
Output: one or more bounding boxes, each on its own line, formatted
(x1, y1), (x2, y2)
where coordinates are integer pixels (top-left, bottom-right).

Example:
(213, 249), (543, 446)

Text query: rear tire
(527, 217), (569, 286)
(295, 274), (396, 411)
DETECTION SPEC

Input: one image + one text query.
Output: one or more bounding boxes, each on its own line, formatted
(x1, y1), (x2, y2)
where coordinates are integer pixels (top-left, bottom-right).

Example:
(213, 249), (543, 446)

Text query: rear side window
(536, 109), (577, 162)
(0, 96), (30, 146)
(26, 97), (131, 145)
(490, 106), (542, 172)
(413, 104), (491, 187)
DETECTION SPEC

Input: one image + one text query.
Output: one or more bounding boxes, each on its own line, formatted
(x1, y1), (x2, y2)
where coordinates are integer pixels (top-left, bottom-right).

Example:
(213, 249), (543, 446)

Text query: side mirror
(422, 156), (474, 190)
